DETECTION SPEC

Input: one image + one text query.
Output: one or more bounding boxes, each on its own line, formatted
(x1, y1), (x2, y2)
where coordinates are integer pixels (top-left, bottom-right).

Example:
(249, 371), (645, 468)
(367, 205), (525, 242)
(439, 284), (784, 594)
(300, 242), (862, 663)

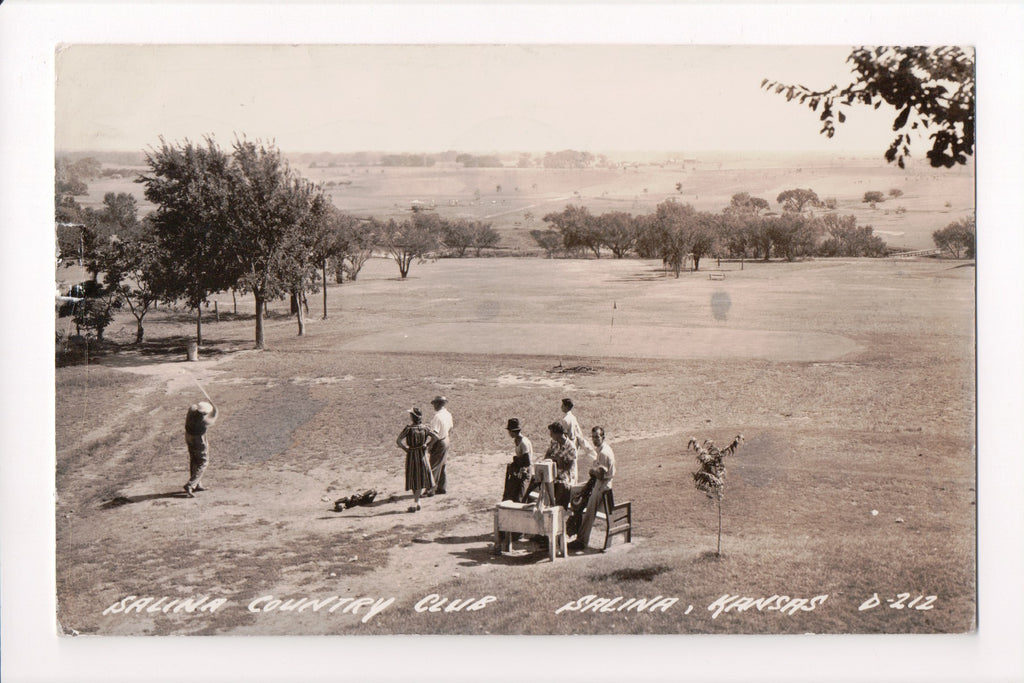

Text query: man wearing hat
(502, 418), (533, 503)
(426, 395), (454, 495)
(184, 401), (218, 498)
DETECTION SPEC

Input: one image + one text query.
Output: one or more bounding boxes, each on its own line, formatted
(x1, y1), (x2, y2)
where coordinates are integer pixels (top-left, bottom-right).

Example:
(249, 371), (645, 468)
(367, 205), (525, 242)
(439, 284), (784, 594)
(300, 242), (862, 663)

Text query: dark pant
(187, 448), (208, 489)
(429, 438), (449, 492)
(503, 464), (531, 502)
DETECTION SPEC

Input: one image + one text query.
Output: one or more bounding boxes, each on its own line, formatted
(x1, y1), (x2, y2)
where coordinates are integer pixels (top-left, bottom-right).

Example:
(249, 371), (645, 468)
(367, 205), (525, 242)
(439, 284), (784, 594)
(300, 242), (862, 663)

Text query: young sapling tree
(689, 434), (743, 556)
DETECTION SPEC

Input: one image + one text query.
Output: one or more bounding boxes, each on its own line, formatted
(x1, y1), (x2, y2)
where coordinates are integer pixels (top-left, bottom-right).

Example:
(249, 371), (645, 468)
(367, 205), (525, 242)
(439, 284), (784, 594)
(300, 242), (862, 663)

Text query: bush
(73, 297), (114, 340)
(933, 216), (975, 258)
(862, 191), (886, 204)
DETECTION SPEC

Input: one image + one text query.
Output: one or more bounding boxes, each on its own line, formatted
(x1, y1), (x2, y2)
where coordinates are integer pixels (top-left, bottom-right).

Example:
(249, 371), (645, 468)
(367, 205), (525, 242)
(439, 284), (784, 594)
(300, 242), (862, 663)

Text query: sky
(55, 44), (905, 155)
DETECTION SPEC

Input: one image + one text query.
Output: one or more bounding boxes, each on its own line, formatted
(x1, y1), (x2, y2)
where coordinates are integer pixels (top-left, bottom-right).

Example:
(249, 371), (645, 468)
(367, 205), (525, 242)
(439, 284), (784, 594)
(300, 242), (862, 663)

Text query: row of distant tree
(532, 189), (975, 272)
(532, 190), (893, 274)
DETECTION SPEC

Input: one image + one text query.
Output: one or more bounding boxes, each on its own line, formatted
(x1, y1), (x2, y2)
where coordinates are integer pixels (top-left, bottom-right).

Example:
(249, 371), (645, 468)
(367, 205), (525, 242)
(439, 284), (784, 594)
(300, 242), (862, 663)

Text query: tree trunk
(232, 288), (237, 314)
(295, 289), (306, 336)
(254, 294), (266, 349)
(717, 495), (723, 556)
(322, 259), (328, 319)
(196, 307), (203, 346)
(135, 319), (144, 344)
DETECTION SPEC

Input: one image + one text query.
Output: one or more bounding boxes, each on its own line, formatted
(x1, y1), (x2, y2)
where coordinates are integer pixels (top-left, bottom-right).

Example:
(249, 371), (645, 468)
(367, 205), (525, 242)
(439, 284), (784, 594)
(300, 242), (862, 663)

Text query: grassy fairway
(54, 255), (975, 635)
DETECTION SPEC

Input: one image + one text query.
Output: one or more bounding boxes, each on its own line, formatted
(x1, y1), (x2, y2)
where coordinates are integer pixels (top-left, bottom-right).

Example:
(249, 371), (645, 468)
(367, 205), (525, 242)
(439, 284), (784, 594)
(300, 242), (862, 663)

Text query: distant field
(74, 153), (974, 252)
(55, 255), (975, 635)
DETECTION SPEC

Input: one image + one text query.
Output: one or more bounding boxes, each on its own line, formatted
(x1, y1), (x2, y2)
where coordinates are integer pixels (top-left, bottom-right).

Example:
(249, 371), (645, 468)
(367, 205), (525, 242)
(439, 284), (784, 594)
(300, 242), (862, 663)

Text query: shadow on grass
(590, 564), (672, 582)
(58, 335), (241, 368)
(152, 308), (290, 325)
(101, 491), (189, 508)
(606, 267), (675, 282)
(451, 542), (558, 566)
(434, 533), (494, 545)
(695, 550), (726, 563)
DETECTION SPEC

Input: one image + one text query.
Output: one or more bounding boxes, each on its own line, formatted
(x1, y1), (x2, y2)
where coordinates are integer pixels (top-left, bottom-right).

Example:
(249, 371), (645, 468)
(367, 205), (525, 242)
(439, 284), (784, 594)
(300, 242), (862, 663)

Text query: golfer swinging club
(183, 399), (218, 498)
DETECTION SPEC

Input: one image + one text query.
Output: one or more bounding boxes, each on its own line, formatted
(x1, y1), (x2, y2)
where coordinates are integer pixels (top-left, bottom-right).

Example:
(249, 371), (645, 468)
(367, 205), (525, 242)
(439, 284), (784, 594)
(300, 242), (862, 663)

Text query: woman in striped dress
(396, 408), (438, 512)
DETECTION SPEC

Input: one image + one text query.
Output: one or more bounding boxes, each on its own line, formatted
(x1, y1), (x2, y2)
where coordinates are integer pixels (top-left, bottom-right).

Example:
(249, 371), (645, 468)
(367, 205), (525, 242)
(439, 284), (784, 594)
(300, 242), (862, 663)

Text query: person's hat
(431, 395), (448, 406)
(196, 401), (214, 415)
(506, 418), (521, 431)
(561, 398), (574, 410)
(408, 407), (423, 419)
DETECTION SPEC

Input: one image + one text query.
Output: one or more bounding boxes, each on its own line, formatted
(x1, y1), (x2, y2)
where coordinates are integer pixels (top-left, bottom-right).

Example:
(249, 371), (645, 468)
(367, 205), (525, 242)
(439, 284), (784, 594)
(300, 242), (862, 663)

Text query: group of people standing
(503, 398), (617, 551)
(395, 395), (616, 551)
(396, 395), (454, 512)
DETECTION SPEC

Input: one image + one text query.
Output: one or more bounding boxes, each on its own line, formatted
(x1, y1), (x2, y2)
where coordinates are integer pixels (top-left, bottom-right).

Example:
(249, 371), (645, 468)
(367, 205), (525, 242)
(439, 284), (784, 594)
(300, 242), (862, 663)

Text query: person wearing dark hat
(426, 395), (453, 495)
(397, 407), (438, 512)
(501, 418), (533, 503)
(183, 401), (218, 498)
(559, 398), (585, 484)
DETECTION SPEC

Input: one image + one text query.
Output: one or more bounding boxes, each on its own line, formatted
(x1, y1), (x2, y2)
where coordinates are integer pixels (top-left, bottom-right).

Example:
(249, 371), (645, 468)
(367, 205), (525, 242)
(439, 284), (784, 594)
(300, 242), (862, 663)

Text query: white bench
(708, 271), (725, 280)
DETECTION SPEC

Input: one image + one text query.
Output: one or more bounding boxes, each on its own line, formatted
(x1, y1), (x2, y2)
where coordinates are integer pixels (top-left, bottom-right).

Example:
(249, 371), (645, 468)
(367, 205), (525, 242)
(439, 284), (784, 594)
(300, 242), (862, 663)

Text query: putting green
(340, 322), (862, 362)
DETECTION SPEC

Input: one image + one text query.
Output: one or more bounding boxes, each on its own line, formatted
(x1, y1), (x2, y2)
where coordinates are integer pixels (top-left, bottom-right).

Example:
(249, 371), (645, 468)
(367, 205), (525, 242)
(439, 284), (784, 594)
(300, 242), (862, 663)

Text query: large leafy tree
(727, 192), (770, 216)
(440, 218), (476, 258)
(764, 212), (821, 261)
(137, 137), (240, 345)
(642, 200), (699, 277)
(101, 218), (170, 343)
(596, 211), (639, 259)
(544, 205), (601, 258)
(530, 229), (562, 258)
(282, 191), (334, 336)
(722, 193), (771, 261)
(229, 138), (329, 347)
(817, 214), (888, 257)
(376, 213), (441, 279)
(470, 221), (500, 257)
(332, 213), (376, 282)
(776, 188), (822, 214)
(690, 212), (721, 271)
(101, 192), (139, 233)
(933, 216), (975, 258)
(763, 46), (974, 168)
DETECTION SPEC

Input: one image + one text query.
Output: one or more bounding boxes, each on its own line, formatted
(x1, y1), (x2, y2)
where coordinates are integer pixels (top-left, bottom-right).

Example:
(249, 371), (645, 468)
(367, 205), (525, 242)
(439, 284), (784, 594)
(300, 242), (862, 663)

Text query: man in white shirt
(427, 395), (453, 495)
(569, 426), (616, 550)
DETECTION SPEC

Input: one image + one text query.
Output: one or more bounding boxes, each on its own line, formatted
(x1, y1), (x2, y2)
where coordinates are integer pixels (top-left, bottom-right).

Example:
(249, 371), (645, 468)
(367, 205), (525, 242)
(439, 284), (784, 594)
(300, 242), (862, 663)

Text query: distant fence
(889, 249), (942, 259)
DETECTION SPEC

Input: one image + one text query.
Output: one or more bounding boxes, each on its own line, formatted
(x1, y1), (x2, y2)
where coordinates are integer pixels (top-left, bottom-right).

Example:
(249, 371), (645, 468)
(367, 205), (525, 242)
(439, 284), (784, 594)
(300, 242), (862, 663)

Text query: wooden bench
(708, 271), (725, 281)
(493, 501), (568, 561)
(593, 488), (632, 550)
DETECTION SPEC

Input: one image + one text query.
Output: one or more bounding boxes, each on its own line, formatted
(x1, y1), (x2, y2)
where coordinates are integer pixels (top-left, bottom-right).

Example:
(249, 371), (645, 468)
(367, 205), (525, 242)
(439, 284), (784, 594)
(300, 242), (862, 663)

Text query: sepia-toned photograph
(3, 2), (1024, 682)
(52, 43), (977, 637)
